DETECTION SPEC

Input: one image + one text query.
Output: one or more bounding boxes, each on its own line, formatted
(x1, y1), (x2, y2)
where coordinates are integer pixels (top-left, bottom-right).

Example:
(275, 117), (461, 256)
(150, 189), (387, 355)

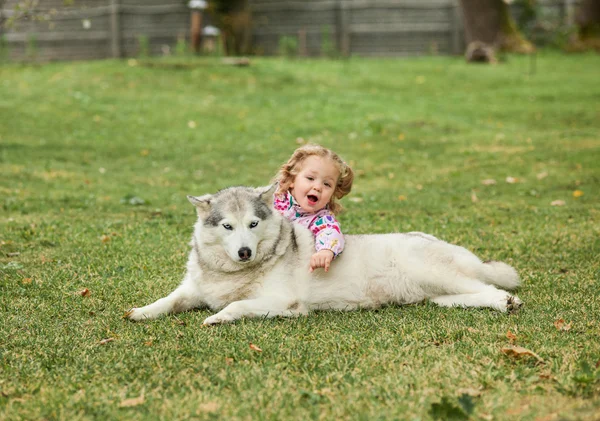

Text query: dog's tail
(478, 261), (520, 290)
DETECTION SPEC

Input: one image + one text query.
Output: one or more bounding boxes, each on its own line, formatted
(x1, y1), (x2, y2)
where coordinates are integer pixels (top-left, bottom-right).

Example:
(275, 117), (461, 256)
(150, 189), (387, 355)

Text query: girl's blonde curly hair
(273, 144), (354, 215)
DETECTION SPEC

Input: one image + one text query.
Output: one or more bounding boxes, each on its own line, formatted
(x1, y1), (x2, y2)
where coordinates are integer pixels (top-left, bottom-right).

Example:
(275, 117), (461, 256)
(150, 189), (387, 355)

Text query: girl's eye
(306, 176), (314, 181)
(222, 223), (233, 230)
(249, 221), (259, 228)
(324, 183), (331, 188)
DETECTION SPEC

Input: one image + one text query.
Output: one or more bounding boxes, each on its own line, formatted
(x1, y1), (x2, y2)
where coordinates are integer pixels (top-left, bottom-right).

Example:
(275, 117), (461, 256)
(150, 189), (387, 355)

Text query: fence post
(450, 0), (462, 55)
(564, 0), (575, 26)
(110, 0), (121, 58)
(337, 0), (350, 56)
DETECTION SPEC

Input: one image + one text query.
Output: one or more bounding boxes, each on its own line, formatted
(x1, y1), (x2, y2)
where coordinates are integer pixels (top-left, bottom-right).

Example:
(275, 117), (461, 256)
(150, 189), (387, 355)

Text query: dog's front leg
(202, 296), (307, 325)
(128, 280), (206, 321)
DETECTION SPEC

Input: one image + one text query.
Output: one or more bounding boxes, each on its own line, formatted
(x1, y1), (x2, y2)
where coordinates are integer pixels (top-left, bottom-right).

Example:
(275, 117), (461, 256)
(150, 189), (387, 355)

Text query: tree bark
(576, 0), (600, 40)
(459, 0), (535, 58)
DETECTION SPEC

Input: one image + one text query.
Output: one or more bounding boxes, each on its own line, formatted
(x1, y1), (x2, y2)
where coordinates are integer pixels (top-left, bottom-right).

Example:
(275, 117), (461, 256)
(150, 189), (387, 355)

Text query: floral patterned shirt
(273, 191), (344, 257)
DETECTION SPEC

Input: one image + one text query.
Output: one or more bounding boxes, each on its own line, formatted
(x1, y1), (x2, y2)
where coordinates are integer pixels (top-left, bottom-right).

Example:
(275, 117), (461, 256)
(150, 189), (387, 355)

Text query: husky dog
(128, 185), (522, 325)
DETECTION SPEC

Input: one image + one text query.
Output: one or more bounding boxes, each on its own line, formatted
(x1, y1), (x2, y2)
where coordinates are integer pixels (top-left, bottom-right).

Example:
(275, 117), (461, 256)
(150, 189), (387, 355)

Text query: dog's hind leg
(202, 297), (308, 325)
(128, 280), (206, 321)
(431, 286), (523, 313)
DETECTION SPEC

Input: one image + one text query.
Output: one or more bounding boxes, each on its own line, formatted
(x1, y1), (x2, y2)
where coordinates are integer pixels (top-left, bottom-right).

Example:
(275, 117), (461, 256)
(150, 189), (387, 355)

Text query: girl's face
(290, 155), (339, 213)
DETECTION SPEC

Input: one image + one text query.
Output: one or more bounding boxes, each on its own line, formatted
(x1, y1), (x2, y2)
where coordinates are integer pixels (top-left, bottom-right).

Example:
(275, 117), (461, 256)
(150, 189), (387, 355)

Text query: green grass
(1, 52), (599, 420)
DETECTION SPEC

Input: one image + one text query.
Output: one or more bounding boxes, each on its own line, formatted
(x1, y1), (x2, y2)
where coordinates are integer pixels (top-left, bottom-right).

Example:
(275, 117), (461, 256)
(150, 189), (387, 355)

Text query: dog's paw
(203, 313), (234, 326)
(126, 307), (152, 321)
(506, 295), (523, 314)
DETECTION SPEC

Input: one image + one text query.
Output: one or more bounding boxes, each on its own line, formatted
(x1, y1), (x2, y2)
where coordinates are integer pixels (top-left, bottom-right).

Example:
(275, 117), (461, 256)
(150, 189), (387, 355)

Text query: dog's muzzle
(238, 247), (252, 261)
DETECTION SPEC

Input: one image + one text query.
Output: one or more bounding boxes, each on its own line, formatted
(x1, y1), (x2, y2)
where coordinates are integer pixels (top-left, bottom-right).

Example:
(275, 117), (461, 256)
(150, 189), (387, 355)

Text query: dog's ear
(255, 183), (278, 207)
(187, 194), (212, 215)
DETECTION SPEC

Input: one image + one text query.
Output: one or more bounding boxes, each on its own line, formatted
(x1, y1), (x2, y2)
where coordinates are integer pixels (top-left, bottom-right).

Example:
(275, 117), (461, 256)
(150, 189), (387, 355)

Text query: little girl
(273, 144), (354, 272)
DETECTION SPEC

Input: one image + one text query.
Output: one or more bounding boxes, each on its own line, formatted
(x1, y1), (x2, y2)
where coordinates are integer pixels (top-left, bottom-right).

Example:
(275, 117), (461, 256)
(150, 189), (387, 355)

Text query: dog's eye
(249, 221), (259, 228)
(222, 223), (233, 230)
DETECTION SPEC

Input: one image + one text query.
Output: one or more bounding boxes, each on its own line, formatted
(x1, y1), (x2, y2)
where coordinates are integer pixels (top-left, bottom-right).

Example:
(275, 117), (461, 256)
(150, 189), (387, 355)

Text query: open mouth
(307, 195), (319, 205)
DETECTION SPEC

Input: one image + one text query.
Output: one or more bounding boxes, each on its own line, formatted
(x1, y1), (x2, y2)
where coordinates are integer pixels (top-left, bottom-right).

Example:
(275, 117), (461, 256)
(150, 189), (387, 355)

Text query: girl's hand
(309, 250), (334, 273)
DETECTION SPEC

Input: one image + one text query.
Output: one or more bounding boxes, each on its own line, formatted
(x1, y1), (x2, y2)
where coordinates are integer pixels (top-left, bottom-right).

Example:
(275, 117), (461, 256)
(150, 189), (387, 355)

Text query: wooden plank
(337, 0), (350, 56)
(111, 0), (122, 58)
(351, 22), (451, 33)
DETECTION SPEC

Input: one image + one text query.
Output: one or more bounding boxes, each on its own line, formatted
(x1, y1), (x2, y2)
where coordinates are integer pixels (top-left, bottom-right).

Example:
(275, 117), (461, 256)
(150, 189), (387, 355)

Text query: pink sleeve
(311, 214), (345, 257)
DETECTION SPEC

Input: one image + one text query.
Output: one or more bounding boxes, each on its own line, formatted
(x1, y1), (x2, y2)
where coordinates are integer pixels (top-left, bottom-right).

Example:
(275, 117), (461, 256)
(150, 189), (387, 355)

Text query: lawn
(1, 52), (599, 420)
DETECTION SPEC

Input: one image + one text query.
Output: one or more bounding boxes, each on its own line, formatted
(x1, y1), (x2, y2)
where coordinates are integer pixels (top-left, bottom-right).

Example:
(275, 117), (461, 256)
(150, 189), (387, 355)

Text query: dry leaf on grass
(481, 179), (497, 186)
(551, 200), (565, 207)
(501, 345), (544, 363)
(536, 171), (548, 180)
(553, 319), (572, 331)
(100, 235), (111, 244)
(397, 195), (407, 201)
(573, 190), (584, 198)
(122, 310), (133, 319)
(506, 330), (517, 342)
(471, 191), (478, 203)
(505, 176), (519, 184)
(119, 394), (145, 408)
(78, 288), (90, 297)
(249, 343), (262, 352)
(99, 338), (114, 345)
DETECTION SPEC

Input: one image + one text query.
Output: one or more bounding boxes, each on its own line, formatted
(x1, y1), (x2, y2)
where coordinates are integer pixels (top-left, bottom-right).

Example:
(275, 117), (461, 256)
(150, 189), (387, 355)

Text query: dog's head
(187, 184), (278, 265)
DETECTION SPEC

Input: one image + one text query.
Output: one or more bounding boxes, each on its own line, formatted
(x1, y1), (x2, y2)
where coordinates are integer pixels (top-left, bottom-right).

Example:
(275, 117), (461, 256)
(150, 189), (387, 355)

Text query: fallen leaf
(99, 338), (114, 345)
(119, 394), (145, 408)
(551, 200), (565, 206)
(144, 340), (153, 346)
(225, 357), (234, 365)
(122, 310), (133, 319)
(22, 278), (33, 284)
(187, 120), (197, 129)
(471, 191), (478, 203)
(553, 319), (572, 331)
(100, 235), (111, 243)
(79, 288), (90, 297)
(501, 345), (544, 363)
(249, 343), (262, 352)
(467, 327), (479, 333)
(388, 172), (395, 179)
(140, 149), (150, 157)
(506, 330), (517, 342)
(397, 195), (407, 201)
(349, 197), (363, 203)
(536, 171), (548, 180)
(481, 179), (496, 186)
(398, 133), (405, 141)
(573, 190), (584, 198)
(505, 176), (518, 184)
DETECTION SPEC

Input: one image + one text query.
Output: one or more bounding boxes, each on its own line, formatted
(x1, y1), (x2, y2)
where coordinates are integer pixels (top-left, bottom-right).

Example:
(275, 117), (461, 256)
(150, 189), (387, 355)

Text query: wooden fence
(0, 0), (581, 61)
(251, 0), (580, 57)
(1, 0), (190, 61)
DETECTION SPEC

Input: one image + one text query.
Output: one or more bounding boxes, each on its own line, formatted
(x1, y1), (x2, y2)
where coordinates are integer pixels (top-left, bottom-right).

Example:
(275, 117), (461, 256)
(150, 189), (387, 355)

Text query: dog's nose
(238, 247), (252, 261)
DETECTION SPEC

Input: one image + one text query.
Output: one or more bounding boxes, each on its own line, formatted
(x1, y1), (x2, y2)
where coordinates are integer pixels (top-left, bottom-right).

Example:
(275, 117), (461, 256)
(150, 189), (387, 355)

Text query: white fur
(128, 186), (522, 324)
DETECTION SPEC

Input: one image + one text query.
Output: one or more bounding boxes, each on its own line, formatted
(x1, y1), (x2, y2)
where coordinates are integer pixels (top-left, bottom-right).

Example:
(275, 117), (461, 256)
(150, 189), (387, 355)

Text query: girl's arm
(311, 214), (345, 257)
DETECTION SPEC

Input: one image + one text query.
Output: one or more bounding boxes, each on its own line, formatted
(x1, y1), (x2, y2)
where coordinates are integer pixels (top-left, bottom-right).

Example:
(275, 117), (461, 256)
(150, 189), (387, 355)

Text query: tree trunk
(576, 0), (600, 47)
(459, 0), (535, 59)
